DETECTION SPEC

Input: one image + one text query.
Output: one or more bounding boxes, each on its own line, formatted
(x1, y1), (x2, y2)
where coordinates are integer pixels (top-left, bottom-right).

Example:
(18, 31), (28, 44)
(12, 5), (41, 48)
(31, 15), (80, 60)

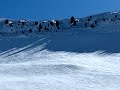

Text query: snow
(0, 50), (120, 90)
(51, 20), (56, 23)
(0, 11), (120, 90)
(19, 19), (27, 23)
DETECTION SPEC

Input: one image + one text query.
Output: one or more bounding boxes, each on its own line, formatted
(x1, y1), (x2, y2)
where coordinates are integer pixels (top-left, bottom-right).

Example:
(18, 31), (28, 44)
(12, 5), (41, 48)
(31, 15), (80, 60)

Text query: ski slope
(0, 11), (120, 90)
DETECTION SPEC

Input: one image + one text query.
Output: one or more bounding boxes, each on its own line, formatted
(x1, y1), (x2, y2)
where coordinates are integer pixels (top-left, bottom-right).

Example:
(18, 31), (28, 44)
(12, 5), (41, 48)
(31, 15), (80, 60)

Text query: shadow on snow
(0, 31), (120, 57)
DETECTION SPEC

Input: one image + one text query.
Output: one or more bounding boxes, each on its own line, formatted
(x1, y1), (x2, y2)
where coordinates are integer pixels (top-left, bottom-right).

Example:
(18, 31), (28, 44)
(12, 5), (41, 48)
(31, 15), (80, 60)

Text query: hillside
(0, 11), (120, 90)
(1, 11), (120, 53)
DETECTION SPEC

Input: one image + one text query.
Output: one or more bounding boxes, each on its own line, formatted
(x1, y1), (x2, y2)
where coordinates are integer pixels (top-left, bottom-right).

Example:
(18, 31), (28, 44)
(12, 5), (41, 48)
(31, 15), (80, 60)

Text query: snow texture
(0, 11), (120, 90)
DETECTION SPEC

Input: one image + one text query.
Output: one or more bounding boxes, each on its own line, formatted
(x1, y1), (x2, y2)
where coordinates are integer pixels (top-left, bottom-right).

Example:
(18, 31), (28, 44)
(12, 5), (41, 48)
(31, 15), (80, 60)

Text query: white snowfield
(0, 11), (120, 90)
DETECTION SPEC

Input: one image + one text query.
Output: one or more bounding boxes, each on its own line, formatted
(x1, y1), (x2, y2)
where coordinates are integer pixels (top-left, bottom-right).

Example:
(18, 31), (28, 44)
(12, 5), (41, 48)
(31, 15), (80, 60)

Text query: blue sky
(0, 0), (120, 20)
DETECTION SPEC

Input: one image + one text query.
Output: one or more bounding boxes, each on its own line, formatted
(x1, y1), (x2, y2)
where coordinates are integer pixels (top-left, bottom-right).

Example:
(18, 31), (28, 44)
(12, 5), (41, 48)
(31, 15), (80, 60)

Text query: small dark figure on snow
(56, 20), (60, 29)
(39, 24), (42, 29)
(19, 21), (25, 26)
(90, 24), (95, 28)
(70, 16), (75, 24)
(50, 21), (54, 26)
(84, 22), (88, 28)
(5, 19), (9, 24)
(35, 21), (38, 25)
(115, 15), (117, 18)
(102, 19), (106, 21)
(70, 16), (76, 26)
(22, 31), (25, 34)
(90, 16), (92, 19)
(87, 16), (92, 22)
(44, 26), (47, 30)
(38, 24), (42, 32)
(74, 20), (76, 25)
(110, 19), (114, 21)
(48, 23), (50, 27)
(88, 18), (90, 22)
(94, 21), (97, 24)
(29, 29), (32, 33)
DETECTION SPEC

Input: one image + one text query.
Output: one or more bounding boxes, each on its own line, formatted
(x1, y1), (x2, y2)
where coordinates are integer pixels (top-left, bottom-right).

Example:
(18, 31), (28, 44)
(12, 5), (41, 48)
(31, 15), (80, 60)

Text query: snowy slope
(0, 11), (120, 90)
(1, 11), (120, 53)
(0, 11), (120, 35)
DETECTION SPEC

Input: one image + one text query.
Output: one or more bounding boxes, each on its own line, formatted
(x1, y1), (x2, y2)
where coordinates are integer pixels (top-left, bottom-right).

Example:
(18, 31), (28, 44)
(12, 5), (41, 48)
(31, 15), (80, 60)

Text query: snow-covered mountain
(0, 11), (120, 90)
(1, 11), (120, 35)
(1, 11), (120, 53)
